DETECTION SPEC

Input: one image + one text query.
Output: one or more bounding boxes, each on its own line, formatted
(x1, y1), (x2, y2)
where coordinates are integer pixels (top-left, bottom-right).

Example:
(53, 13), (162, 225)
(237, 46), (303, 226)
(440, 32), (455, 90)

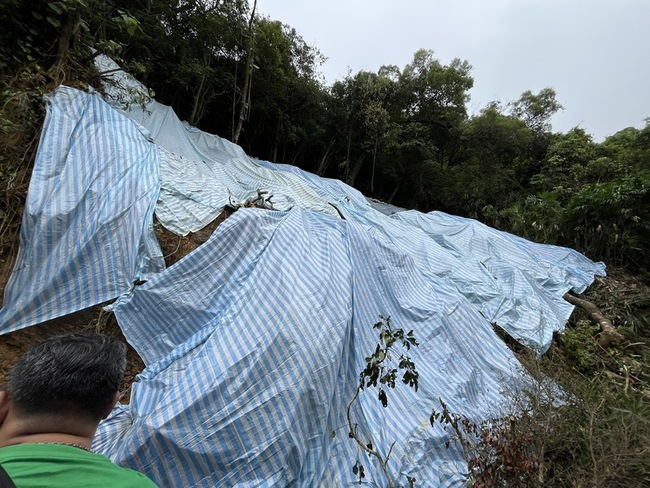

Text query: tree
(530, 128), (597, 203)
(100, 1), (249, 130)
(236, 17), (325, 160)
(448, 104), (534, 217)
(364, 50), (473, 209)
(510, 88), (563, 135)
(328, 70), (396, 188)
(232, 0), (257, 143)
(398, 50), (473, 169)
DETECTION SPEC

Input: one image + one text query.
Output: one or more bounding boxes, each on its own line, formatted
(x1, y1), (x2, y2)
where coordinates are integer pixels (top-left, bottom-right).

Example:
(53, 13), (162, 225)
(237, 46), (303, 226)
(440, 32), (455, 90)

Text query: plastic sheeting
(0, 87), (163, 333)
(342, 204), (605, 352)
(110, 91), (604, 352)
(215, 158), (605, 352)
(123, 102), (339, 236)
(394, 210), (605, 349)
(0, 80), (606, 486)
(94, 207), (523, 486)
(96, 52), (339, 236)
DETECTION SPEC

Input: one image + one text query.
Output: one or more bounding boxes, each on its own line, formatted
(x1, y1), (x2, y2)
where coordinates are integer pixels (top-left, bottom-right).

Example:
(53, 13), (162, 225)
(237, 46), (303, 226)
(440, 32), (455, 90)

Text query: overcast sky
(257, 0), (649, 141)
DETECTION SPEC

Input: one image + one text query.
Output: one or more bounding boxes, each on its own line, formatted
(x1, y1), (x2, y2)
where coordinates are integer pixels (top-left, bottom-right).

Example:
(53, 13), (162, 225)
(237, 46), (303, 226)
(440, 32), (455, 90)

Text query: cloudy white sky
(257, 0), (649, 141)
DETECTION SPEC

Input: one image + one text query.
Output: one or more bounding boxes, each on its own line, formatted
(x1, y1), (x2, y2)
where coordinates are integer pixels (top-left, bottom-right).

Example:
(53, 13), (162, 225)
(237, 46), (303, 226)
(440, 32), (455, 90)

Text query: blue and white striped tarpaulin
(0, 87), (163, 333)
(94, 207), (522, 486)
(111, 91), (605, 353)
(97, 54), (340, 236)
(123, 102), (340, 236)
(223, 156), (606, 352)
(394, 210), (606, 349)
(0, 80), (606, 486)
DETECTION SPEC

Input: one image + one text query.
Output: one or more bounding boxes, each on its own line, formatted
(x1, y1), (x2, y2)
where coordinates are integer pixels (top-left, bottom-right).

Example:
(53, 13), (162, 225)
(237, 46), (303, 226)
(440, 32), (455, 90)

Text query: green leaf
(378, 388), (388, 407)
(47, 3), (63, 15)
(46, 16), (61, 28)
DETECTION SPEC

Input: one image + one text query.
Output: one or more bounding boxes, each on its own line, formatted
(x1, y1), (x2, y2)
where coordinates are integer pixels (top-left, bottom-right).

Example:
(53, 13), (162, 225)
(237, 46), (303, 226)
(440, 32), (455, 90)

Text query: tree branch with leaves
(345, 315), (419, 488)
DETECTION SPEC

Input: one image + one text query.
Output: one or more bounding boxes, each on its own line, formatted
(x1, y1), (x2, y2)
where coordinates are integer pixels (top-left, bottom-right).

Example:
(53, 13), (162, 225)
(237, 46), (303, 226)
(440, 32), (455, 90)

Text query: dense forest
(2, 0), (648, 279)
(1, 1), (649, 486)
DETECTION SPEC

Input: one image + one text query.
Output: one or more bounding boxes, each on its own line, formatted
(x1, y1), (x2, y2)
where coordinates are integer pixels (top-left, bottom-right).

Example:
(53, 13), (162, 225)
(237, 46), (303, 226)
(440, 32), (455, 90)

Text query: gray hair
(4, 333), (127, 421)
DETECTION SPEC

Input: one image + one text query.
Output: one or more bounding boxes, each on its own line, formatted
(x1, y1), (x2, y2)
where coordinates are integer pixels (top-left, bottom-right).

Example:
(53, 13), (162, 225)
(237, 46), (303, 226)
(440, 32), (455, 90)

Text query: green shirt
(0, 443), (158, 488)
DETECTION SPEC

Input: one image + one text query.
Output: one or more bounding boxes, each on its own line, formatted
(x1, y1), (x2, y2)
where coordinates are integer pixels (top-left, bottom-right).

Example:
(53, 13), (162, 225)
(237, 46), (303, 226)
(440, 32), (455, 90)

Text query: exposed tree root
(564, 293), (625, 348)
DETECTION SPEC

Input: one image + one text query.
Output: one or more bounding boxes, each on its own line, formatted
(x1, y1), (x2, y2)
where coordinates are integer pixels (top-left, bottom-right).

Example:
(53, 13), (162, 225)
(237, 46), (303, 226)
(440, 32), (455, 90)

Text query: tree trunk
(388, 171), (404, 204)
(563, 293), (624, 348)
(232, 0), (257, 144)
(231, 53), (239, 141)
(272, 118), (280, 162)
(342, 125), (353, 182)
(316, 139), (335, 176)
(47, 13), (81, 86)
(346, 155), (365, 187)
(370, 137), (378, 193)
(189, 59), (209, 126)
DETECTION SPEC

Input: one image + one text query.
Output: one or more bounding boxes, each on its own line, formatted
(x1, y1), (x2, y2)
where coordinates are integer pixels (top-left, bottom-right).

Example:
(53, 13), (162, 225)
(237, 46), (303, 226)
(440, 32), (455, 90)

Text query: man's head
(2, 333), (127, 423)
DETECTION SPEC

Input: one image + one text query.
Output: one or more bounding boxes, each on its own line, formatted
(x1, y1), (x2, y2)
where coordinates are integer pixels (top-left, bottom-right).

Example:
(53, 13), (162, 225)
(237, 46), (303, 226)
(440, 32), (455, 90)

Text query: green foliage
(559, 320), (599, 374)
(510, 87), (563, 134)
(0, 74), (47, 278)
(398, 50), (473, 174)
(448, 105), (534, 216)
(1, 0), (85, 72)
(429, 270), (650, 487)
(490, 121), (650, 276)
(537, 365), (650, 487)
(0, 0), (145, 87)
(432, 346), (650, 487)
(495, 192), (563, 244)
(360, 318), (419, 404)
(577, 271), (650, 337)
(243, 18), (326, 159)
(564, 174), (650, 269)
(431, 398), (542, 487)
(347, 315), (419, 488)
(531, 128), (598, 201)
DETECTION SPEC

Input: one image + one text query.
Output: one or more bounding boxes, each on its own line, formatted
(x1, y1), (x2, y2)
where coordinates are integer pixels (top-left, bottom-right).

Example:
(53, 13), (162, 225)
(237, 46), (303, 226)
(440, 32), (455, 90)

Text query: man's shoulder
(101, 461), (159, 487)
(0, 444), (158, 487)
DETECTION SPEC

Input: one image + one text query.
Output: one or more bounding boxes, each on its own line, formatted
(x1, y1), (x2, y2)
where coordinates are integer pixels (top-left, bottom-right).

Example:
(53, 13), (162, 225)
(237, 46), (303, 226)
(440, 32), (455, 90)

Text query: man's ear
(0, 391), (11, 427)
(101, 391), (121, 420)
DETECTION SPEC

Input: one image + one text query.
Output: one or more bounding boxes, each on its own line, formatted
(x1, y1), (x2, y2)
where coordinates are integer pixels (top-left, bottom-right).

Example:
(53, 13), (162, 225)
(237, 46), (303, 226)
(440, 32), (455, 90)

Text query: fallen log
(563, 293), (624, 348)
